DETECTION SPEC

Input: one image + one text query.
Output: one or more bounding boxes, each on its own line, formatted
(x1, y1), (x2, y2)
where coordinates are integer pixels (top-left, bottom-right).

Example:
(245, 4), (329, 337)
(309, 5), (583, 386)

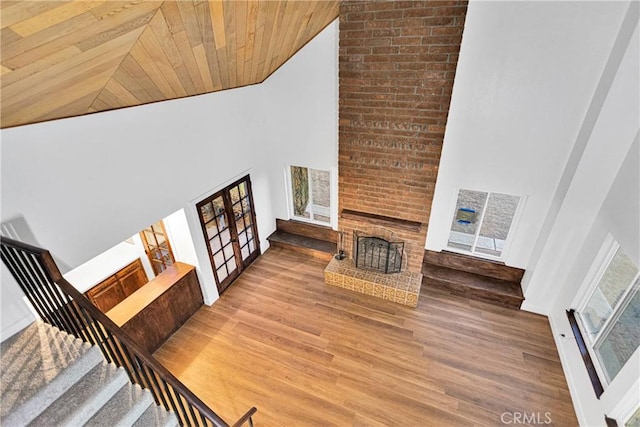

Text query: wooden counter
(107, 262), (203, 353)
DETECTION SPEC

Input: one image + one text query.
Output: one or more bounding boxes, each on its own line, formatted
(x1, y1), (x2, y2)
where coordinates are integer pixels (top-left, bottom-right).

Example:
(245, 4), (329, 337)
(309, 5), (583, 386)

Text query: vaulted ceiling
(0, 1), (339, 129)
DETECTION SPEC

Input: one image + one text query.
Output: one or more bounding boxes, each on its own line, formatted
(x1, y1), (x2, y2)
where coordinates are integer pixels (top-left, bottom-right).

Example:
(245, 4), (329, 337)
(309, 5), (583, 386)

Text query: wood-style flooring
(154, 247), (577, 426)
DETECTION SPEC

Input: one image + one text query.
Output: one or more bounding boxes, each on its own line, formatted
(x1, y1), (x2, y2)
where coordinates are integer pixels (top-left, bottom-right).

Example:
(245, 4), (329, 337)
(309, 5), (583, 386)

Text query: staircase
(1, 321), (178, 427)
(422, 250), (525, 309)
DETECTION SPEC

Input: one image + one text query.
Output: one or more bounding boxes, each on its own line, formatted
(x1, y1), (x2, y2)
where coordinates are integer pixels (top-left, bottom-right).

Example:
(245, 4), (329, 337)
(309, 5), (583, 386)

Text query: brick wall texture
(338, 0), (468, 273)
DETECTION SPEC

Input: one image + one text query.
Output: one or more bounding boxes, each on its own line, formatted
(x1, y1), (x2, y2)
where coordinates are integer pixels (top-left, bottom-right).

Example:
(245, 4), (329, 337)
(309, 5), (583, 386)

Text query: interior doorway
(196, 175), (260, 294)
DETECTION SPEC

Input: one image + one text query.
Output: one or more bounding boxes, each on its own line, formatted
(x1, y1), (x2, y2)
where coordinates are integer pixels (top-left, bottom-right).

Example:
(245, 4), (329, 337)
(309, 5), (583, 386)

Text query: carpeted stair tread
(1, 321), (103, 426)
(29, 362), (129, 426)
(85, 383), (153, 427)
(133, 405), (180, 427)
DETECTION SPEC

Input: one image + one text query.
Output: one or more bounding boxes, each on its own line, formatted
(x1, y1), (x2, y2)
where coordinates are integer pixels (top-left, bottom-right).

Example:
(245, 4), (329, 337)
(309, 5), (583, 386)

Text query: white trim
(572, 234), (618, 310)
(608, 377), (640, 424)
(548, 314), (588, 426)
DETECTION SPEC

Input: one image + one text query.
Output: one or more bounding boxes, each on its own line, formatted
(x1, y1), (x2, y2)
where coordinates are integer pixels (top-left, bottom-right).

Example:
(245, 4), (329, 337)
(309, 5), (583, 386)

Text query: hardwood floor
(154, 248), (577, 426)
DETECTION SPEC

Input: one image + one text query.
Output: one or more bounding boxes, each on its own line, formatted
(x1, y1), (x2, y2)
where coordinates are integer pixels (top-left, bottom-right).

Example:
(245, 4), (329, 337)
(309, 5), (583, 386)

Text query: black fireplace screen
(353, 231), (404, 274)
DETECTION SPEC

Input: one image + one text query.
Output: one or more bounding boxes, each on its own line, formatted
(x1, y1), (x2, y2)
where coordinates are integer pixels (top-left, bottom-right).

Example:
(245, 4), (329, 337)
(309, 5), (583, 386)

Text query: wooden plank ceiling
(0, 1), (338, 128)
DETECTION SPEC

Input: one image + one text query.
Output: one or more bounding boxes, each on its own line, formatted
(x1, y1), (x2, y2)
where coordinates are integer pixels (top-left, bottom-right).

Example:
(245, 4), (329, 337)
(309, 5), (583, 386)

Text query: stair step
(85, 383), (153, 427)
(267, 230), (336, 261)
(423, 264), (524, 309)
(1, 322), (103, 426)
(424, 250), (524, 282)
(133, 405), (180, 427)
(275, 218), (338, 242)
(30, 362), (129, 426)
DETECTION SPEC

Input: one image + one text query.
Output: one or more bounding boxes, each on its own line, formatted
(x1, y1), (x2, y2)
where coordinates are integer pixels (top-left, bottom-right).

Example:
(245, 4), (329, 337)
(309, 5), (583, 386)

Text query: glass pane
(226, 255), (237, 272)
(625, 407), (640, 427)
(238, 231), (248, 246)
(206, 222), (218, 239)
(230, 186), (240, 204)
(223, 244), (234, 261)
(210, 237), (222, 254)
(143, 230), (156, 247)
(213, 197), (225, 216)
(595, 281), (640, 382)
(200, 202), (214, 223)
(249, 239), (256, 252)
(213, 251), (225, 268)
(232, 201), (243, 221)
(238, 182), (247, 198)
(582, 247), (639, 339)
(241, 245), (249, 260)
(475, 193), (520, 257)
(448, 189), (487, 252)
(217, 265), (228, 282)
(216, 213), (227, 231)
(291, 166), (310, 218)
(220, 229), (231, 246)
(310, 169), (331, 222)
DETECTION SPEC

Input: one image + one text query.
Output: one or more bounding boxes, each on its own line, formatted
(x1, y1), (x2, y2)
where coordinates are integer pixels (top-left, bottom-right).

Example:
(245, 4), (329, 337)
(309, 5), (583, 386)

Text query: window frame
(445, 188), (525, 261)
(574, 236), (640, 386)
(285, 165), (334, 227)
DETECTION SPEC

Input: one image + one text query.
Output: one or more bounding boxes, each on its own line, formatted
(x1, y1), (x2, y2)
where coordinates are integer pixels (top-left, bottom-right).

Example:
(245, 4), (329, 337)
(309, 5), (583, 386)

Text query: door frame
(195, 175), (261, 294)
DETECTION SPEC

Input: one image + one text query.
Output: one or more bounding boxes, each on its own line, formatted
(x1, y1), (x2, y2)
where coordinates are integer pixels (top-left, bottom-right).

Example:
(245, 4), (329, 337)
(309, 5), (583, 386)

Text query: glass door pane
(229, 180), (259, 263)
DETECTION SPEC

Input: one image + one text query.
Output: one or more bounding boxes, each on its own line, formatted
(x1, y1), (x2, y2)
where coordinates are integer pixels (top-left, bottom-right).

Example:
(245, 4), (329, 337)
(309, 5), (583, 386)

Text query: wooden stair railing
(0, 236), (256, 427)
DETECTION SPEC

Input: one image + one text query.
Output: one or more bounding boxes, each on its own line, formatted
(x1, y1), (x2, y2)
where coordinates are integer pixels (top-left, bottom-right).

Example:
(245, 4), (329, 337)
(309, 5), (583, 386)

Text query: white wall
(426, 1), (630, 269)
(426, 2), (638, 424)
(545, 16), (639, 425)
(0, 20), (340, 337)
(260, 20), (339, 227)
(522, 4), (639, 314)
(63, 237), (152, 293)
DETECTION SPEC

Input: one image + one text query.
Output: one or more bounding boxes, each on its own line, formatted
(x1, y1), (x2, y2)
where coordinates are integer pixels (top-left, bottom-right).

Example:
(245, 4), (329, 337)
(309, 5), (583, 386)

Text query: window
(288, 166), (332, 225)
(625, 407), (640, 427)
(447, 189), (521, 259)
(140, 221), (175, 276)
(577, 243), (640, 385)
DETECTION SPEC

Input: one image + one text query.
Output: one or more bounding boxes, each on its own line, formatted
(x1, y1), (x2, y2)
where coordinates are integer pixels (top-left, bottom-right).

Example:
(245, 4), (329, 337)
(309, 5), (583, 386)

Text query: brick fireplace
(324, 0), (468, 306)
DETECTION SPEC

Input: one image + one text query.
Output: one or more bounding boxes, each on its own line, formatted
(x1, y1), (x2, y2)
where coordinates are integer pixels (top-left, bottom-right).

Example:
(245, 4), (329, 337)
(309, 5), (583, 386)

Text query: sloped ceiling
(0, 1), (339, 129)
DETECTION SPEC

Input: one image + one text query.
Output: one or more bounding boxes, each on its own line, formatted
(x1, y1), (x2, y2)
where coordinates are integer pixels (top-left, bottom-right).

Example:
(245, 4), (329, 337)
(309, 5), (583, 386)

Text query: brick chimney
(338, 0), (468, 276)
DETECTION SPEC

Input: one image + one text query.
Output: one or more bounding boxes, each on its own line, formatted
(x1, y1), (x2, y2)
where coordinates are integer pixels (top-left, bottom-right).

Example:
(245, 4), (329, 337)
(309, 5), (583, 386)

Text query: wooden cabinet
(106, 262), (203, 353)
(86, 259), (148, 312)
(119, 260), (149, 296)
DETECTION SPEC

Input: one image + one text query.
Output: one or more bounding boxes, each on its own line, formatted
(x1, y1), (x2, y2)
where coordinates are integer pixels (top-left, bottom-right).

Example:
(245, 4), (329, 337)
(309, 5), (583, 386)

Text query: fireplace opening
(353, 231), (404, 274)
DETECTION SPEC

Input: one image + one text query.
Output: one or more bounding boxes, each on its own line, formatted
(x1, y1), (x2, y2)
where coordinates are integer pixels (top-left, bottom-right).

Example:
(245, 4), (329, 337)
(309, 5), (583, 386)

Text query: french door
(196, 175), (260, 294)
